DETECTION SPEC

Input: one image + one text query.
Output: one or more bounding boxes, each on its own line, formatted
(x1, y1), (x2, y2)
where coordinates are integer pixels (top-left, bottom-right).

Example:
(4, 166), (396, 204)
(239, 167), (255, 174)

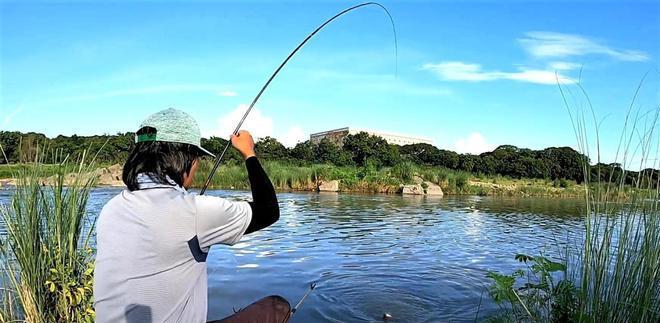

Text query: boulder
(425, 182), (444, 196)
(413, 176), (424, 184)
(400, 184), (424, 195)
(98, 164), (124, 186)
(318, 180), (340, 192)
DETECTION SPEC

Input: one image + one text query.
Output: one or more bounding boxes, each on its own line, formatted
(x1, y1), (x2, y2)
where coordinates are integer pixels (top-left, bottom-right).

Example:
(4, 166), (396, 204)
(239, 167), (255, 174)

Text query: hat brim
(196, 146), (216, 158)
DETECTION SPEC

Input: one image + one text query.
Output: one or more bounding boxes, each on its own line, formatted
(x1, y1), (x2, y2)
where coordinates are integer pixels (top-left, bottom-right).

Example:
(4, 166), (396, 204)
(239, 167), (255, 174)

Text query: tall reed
(485, 76), (660, 322)
(0, 147), (97, 322)
(560, 76), (660, 322)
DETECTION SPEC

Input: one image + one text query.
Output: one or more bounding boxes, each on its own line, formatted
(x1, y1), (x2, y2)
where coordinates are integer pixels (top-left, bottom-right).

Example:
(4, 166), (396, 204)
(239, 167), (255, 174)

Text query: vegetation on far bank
(193, 159), (592, 197)
(1, 130), (653, 198)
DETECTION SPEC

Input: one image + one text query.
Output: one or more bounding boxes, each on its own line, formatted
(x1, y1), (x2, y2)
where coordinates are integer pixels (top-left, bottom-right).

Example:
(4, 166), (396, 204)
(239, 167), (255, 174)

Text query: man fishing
(94, 108), (291, 323)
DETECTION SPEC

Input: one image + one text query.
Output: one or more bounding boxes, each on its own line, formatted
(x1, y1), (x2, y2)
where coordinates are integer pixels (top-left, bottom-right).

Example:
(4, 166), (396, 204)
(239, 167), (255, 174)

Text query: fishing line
(200, 2), (397, 195)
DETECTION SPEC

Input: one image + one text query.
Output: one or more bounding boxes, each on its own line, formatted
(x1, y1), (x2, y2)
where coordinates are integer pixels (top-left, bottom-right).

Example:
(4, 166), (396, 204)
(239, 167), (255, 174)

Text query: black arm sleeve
(245, 156), (280, 234)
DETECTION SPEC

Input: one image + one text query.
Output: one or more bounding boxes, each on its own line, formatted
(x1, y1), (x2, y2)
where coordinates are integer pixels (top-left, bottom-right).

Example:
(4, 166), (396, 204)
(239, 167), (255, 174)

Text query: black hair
(123, 127), (202, 191)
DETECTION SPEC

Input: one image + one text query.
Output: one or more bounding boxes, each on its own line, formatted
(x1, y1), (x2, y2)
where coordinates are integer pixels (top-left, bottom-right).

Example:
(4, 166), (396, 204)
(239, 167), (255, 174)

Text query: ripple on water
(310, 265), (493, 323)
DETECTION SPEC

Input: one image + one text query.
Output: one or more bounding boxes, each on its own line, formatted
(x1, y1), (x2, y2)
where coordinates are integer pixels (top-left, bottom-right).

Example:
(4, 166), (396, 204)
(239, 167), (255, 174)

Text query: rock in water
(425, 182), (444, 196)
(400, 184), (423, 195)
(318, 180), (340, 192)
(98, 164), (124, 186)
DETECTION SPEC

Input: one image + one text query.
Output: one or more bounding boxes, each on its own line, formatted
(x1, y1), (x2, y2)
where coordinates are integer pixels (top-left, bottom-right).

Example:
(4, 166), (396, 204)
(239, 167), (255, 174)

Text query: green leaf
(513, 269), (525, 278)
(544, 260), (566, 273)
(46, 281), (56, 293)
(515, 254), (534, 263)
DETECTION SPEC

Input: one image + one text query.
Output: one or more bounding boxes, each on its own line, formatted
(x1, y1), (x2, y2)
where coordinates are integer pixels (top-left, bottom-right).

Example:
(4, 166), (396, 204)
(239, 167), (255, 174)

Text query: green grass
(0, 152), (97, 322)
(191, 159), (592, 197)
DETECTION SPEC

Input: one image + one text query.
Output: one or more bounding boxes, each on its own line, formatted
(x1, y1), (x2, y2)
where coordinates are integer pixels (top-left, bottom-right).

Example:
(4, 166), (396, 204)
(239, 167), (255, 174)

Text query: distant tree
(342, 132), (399, 167)
(315, 138), (353, 166)
(0, 131), (22, 163)
(290, 141), (315, 163)
(255, 136), (289, 161)
(475, 154), (497, 175)
(437, 149), (460, 169)
(1, 131), (644, 187)
(17, 132), (49, 162)
(458, 154), (477, 173)
(539, 147), (589, 183)
(400, 143), (440, 165)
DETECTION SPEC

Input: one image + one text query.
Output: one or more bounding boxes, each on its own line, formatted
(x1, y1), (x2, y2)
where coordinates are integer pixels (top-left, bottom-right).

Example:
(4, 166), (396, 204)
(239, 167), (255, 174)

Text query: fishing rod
(278, 283), (316, 323)
(200, 2), (397, 195)
(291, 283), (317, 315)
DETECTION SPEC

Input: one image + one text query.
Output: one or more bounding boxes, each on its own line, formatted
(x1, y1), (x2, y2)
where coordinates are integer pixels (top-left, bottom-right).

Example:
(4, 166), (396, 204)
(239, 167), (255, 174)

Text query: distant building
(310, 127), (433, 146)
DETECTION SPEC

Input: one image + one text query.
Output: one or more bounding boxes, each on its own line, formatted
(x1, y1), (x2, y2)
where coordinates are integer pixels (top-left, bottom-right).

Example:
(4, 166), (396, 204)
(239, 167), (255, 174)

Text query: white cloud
(215, 104), (273, 140)
(549, 61), (581, 71)
(423, 32), (648, 86)
(213, 105), (307, 147)
(519, 31), (649, 61)
(422, 61), (574, 85)
(217, 91), (238, 97)
(2, 105), (25, 128)
(423, 62), (492, 82)
(280, 126), (307, 147)
(454, 132), (493, 154)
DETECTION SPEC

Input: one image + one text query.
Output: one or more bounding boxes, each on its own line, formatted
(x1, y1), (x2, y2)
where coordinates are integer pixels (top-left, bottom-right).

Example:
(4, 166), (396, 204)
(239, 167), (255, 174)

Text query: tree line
(0, 130), (653, 186)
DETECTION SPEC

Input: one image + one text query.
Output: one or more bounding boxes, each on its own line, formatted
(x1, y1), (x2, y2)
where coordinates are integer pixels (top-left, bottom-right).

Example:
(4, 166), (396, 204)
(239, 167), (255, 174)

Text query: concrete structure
(310, 127), (433, 146)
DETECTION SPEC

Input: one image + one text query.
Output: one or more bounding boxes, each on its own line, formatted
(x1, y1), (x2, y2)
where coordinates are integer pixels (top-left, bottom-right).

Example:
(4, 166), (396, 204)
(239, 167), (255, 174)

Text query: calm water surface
(0, 187), (586, 322)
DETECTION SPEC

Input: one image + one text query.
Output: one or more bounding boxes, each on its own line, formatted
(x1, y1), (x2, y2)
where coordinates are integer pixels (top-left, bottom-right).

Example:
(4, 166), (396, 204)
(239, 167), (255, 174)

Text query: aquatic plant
(486, 75), (660, 322)
(562, 76), (660, 322)
(0, 148), (97, 322)
(486, 254), (577, 322)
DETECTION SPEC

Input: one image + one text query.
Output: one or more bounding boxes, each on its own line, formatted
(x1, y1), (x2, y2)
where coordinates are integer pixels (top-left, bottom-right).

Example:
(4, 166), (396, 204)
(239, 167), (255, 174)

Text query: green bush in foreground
(0, 153), (97, 322)
(486, 254), (577, 322)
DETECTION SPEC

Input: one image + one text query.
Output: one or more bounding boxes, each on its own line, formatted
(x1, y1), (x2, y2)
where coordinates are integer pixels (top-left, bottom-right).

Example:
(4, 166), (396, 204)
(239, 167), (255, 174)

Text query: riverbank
(192, 160), (589, 197)
(0, 162), (597, 197)
(1, 161), (588, 197)
(0, 163), (124, 187)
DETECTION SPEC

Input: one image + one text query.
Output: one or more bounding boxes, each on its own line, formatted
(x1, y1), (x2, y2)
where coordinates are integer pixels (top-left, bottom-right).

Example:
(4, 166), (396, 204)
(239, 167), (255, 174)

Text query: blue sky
(1, 0), (659, 165)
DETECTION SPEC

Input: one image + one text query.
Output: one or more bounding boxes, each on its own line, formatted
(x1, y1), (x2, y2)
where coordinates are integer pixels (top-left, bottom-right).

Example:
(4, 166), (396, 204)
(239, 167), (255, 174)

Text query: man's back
(93, 109), (276, 322)
(94, 184), (252, 323)
(94, 187), (208, 323)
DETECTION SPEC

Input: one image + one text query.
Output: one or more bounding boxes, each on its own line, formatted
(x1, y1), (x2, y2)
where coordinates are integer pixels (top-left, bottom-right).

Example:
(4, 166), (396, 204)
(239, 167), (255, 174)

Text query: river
(1, 187), (587, 322)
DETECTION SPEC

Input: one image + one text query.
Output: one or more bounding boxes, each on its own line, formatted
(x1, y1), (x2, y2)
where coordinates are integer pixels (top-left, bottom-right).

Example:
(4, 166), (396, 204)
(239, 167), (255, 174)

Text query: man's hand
(231, 130), (256, 160)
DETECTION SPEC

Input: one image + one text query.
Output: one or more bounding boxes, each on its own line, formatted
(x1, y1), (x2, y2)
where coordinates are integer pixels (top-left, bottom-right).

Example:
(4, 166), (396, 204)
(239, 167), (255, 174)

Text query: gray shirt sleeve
(194, 195), (253, 250)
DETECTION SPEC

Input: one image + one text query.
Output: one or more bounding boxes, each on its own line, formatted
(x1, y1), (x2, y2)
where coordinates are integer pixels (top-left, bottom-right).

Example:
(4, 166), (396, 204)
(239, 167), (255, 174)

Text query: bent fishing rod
(200, 2), (397, 195)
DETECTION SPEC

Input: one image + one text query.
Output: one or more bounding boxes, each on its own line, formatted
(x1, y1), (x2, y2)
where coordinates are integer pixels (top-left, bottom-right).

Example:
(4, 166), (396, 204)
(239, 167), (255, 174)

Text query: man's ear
(183, 159), (195, 179)
(187, 159), (199, 177)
